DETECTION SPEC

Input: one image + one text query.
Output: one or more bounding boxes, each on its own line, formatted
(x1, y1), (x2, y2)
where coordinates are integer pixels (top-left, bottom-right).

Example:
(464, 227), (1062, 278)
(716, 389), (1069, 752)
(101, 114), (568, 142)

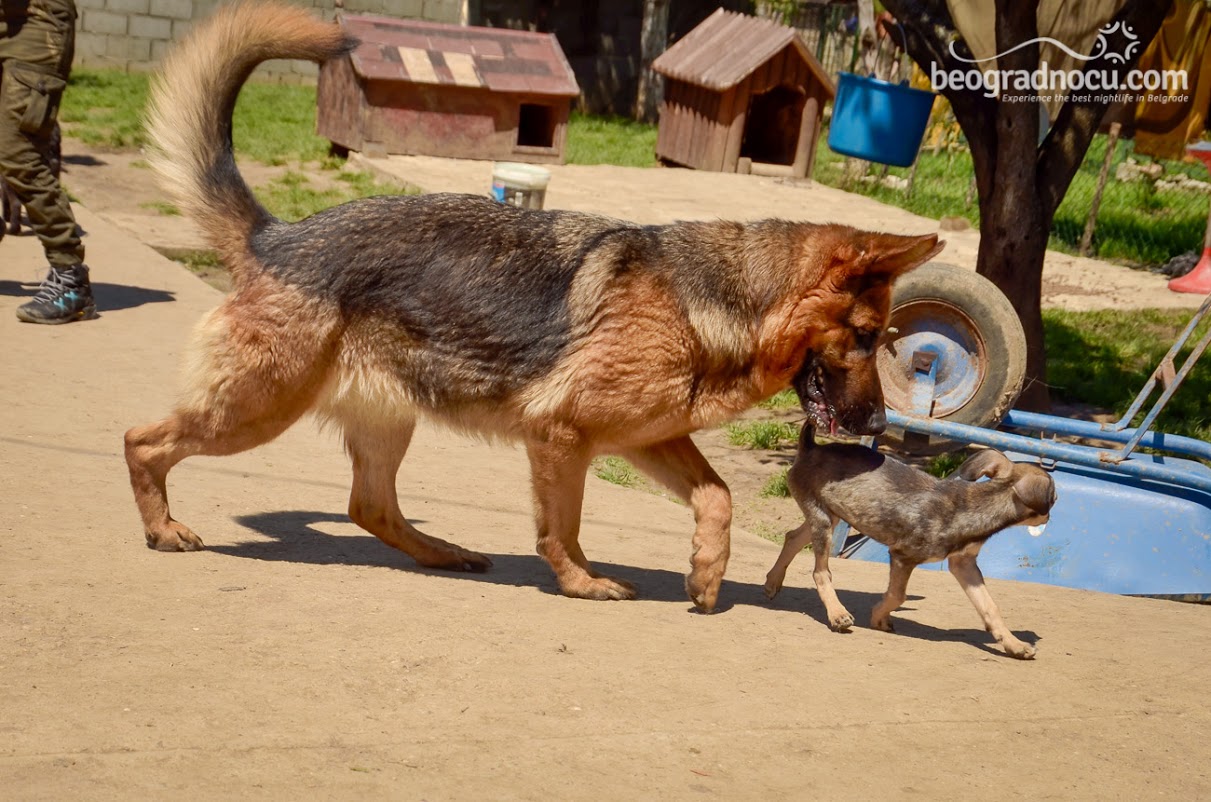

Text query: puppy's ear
(957, 449), (1013, 481)
(853, 232), (945, 279)
(1013, 469), (1057, 514)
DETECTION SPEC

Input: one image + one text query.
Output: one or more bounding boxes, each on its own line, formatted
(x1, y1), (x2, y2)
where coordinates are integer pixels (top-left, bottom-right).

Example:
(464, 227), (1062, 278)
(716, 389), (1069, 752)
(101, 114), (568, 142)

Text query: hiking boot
(16, 264), (96, 324)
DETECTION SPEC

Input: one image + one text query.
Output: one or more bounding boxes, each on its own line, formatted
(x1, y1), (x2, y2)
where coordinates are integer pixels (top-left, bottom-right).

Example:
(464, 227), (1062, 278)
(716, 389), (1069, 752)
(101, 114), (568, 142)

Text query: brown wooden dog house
(318, 15), (579, 164)
(652, 9), (835, 179)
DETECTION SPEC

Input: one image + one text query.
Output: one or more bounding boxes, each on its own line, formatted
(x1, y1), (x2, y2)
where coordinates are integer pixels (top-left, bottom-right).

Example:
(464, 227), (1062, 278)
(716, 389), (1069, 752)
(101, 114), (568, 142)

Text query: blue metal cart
(842, 267), (1211, 602)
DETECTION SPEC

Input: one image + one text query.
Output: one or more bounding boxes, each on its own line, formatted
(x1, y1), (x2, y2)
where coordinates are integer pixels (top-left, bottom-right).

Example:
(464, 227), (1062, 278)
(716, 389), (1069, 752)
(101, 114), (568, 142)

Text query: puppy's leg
(124, 300), (335, 550)
(948, 551), (1036, 659)
(344, 421), (491, 572)
(764, 521), (811, 600)
(870, 554), (917, 632)
(810, 518), (854, 632)
(624, 436), (730, 612)
(529, 428), (636, 601)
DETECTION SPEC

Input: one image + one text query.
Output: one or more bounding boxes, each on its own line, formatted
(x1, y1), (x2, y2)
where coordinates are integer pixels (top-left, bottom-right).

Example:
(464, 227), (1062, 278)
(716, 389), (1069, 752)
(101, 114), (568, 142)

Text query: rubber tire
(877, 262), (1027, 456)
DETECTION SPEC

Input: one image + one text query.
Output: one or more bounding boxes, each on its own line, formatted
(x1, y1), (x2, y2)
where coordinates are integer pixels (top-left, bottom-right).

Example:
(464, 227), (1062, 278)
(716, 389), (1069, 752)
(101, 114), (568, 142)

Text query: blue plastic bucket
(828, 72), (936, 167)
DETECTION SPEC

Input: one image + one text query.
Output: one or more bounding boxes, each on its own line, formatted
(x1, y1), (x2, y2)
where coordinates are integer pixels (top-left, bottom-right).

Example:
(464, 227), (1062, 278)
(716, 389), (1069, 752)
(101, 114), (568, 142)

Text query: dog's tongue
(830, 418), (838, 436)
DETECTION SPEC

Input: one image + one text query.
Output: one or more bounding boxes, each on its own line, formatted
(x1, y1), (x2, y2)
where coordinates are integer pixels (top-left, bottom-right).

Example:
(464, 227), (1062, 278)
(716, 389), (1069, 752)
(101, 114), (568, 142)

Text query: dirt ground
(2, 141), (1210, 799)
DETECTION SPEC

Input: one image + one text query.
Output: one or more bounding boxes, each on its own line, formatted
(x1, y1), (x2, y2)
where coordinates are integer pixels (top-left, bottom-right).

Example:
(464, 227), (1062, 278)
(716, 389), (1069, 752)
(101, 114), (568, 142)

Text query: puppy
(124, 1), (942, 612)
(765, 426), (1056, 658)
(0, 122), (62, 241)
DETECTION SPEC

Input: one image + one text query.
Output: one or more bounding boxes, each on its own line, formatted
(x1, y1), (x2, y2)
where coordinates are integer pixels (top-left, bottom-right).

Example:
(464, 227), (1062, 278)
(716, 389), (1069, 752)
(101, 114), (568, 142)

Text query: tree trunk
(635, 0), (670, 123)
(974, 0), (1051, 409)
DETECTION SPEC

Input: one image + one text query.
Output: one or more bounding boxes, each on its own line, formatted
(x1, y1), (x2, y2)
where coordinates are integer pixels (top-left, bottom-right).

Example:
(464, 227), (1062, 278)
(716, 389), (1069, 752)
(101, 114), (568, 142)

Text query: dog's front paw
(763, 576), (783, 600)
(1002, 639), (1037, 660)
(145, 520), (205, 551)
(414, 540), (493, 573)
(869, 614), (895, 633)
(829, 611), (854, 632)
(686, 568), (724, 613)
(561, 574), (637, 601)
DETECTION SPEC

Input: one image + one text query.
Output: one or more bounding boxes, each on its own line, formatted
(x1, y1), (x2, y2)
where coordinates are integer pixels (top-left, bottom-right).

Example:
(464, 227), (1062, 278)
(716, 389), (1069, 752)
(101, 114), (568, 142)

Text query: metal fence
(759, 1), (861, 78)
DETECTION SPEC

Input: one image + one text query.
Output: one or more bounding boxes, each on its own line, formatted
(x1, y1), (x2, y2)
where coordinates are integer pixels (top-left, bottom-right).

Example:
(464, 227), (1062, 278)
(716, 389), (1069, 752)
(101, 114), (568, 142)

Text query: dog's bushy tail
(144, 1), (355, 281)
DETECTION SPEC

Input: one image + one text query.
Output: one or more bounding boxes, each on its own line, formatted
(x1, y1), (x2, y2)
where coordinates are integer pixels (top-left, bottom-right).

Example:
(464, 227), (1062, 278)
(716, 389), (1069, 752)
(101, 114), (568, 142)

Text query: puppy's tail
(144, 1), (355, 281)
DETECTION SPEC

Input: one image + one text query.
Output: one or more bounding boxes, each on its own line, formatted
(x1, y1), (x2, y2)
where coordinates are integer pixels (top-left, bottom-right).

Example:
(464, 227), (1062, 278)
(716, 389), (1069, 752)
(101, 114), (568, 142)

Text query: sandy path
(1, 152), (1208, 798)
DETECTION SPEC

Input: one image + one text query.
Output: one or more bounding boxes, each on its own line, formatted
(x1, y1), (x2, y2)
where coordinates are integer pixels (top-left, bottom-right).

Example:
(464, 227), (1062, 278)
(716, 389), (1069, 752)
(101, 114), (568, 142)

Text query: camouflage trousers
(0, 0), (82, 267)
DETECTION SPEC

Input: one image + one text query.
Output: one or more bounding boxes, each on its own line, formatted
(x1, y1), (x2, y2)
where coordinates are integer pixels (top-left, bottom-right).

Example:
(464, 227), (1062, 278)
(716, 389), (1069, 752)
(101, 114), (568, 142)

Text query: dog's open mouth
(795, 361), (839, 436)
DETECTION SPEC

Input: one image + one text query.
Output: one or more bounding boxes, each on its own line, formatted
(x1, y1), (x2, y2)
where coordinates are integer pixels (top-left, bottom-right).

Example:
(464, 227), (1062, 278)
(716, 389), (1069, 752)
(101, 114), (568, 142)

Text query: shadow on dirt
(217, 509), (1035, 657)
(0, 278), (175, 313)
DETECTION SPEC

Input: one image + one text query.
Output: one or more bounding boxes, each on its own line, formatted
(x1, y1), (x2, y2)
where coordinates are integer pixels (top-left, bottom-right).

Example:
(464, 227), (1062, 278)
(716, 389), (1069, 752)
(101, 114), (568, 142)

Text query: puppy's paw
(763, 577), (783, 601)
(145, 520), (205, 552)
(829, 611), (854, 632)
(1003, 639), (1037, 660)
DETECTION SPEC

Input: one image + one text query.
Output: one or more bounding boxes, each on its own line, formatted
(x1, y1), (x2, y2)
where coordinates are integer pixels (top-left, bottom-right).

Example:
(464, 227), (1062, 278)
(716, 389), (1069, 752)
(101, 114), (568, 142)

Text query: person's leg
(0, 0), (92, 323)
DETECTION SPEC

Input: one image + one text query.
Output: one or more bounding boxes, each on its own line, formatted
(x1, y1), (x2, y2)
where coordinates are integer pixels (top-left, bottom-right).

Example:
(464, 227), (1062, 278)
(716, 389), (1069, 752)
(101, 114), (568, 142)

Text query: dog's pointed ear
(957, 449), (1014, 481)
(1013, 469), (1057, 514)
(855, 232), (944, 279)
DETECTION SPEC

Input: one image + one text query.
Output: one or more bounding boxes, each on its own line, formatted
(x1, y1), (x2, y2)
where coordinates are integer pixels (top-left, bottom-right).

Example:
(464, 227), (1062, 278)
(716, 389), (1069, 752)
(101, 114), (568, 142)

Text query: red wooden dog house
(318, 15), (580, 164)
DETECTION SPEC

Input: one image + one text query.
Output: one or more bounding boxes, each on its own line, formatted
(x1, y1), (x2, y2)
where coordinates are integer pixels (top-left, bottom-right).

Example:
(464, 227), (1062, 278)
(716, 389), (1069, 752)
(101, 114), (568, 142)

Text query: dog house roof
(653, 8), (834, 95)
(339, 14), (579, 98)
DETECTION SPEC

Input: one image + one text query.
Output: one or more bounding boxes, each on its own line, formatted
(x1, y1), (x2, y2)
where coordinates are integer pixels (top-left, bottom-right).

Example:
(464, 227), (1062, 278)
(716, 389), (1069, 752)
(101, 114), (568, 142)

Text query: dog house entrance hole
(741, 85), (806, 166)
(517, 103), (556, 149)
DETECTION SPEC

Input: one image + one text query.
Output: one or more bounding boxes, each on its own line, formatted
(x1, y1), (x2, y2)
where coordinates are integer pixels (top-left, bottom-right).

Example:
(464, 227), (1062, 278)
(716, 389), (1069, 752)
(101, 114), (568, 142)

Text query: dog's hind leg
(124, 299), (336, 551)
(528, 427), (636, 601)
(870, 554), (918, 632)
(343, 420), (491, 572)
(623, 436), (730, 612)
(947, 548), (1036, 659)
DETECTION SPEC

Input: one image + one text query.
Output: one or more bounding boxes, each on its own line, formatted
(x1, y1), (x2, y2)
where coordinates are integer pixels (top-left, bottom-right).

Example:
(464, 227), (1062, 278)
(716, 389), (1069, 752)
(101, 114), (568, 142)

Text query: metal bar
(1106, 291), (1211, 433)
(1001, 410), (1211, 463)
(886, 411), (1211, 495)
(1118, 323), (1211, 458)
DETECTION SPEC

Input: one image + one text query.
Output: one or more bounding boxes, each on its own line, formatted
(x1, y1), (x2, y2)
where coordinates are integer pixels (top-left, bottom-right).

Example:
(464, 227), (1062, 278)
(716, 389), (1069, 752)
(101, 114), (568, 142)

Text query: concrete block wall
(75, 0), (466, 81)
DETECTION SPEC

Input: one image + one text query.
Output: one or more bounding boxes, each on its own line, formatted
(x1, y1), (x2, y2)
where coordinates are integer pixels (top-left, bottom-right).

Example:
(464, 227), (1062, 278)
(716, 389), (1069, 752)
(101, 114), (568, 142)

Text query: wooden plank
(723, 77), (748, 172)
(399, 47), (439, 84)
(792, 95), (818, 179)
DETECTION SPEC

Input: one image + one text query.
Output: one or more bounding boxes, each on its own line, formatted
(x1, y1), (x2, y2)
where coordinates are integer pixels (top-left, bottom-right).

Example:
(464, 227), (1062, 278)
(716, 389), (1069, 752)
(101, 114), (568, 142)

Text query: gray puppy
(765, 426), (1056, 659)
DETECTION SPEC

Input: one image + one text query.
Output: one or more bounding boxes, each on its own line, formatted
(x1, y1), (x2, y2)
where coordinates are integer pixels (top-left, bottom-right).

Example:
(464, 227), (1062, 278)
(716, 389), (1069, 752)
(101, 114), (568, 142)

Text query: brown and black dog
(124, 1), (943, 612)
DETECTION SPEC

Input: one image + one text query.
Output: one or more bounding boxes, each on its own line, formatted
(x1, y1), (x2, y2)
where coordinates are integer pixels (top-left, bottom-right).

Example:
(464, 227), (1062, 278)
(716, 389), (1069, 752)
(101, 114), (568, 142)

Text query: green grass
(140, 200), (180, 216)
(252, 170), (416, 222)
(757, 388), (799, 411)
(61, 68), (331, 164)
(724, 421), (800, 450)
(565, 111), (657, 167)
(592, 456), (643, 488)
(760, 469), (791, 498)
(1042, 308), (1210, 443)
(924, 451), (966, 479)
(813, 129), (1206, 268)
(60, 70), (150, 148)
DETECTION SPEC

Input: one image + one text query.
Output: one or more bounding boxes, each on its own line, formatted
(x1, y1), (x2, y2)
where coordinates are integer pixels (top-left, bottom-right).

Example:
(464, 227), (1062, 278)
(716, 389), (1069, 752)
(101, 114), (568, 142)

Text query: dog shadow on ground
(217, 509), (1035, 656)
(0, 278), (175, 313)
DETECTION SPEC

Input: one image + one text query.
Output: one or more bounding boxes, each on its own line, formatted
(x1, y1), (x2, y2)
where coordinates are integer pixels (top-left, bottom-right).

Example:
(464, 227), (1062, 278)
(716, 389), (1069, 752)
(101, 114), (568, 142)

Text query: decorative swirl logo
(948, 21), (1140, 65)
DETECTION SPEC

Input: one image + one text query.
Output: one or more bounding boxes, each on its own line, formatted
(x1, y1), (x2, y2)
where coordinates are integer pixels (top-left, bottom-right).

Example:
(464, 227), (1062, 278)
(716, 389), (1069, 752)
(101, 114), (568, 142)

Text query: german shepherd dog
(124, 1), (943, 612)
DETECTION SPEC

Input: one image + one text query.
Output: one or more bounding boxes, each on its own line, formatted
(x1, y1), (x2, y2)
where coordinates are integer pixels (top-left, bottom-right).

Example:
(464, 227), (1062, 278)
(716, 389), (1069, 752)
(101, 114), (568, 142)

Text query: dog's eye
(854, 329), (880, 354)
